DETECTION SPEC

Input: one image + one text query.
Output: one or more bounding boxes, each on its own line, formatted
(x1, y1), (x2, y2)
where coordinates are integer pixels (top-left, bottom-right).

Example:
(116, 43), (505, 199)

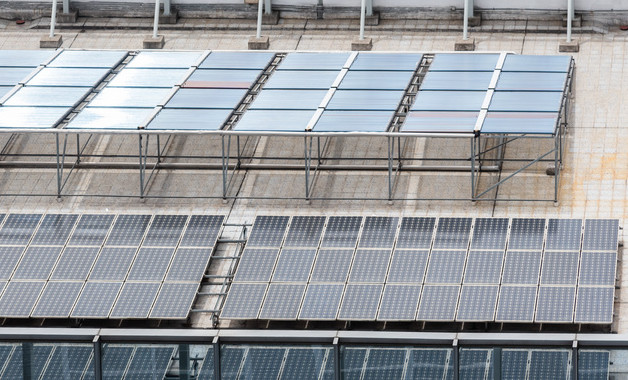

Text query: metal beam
(366, 0), (372, 17)
(567, 0), (573, 42)
(463, 0), (470, 40)
(264, 0), (272, 15)
(49, 0), (58, 38)
(62, 0), (69, 14)
(163, 0), (171, 16)
(152, 0), (160, 39)
(359, 0), (366, 40)
(256, 0), (263, 38)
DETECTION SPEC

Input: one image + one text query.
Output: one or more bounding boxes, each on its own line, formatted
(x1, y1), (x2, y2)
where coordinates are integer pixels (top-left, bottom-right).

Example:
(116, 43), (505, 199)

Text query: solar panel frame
(48, 50), (127, 68)
(49, 246), (100, 281)
(361, 348), (407, 380)
(459, 349), (491, 380)
(39, 344), (94, 380)
(540, 251), (579, 285)
(463, 250), (504, 284)
(298, 283), (345, 321)
(495, 285), (537, 323)
(100, 345), (134, 379)
(337, 284), (383, 321)
(107, 68), (189, 88)
(278, 52), (351, 71)
(377, 284), (422, 321)
(4, 86), (92, 107)
(0, 50), (56, 67)
(124, 346), (175, 380)
(501, 55), (572, 73)
(264, 70), (340, 90)
(29, 214), (79, 246)
(428, 54), (500, 72)
(528, 350), (571, 380)
(240, 347), (286, 380)
(67, 214), (115, 246)
(470, 218), (509, 250)
(178, 215), (224, 247)
(246, 216), (290, 248)
(250, 89), (329, 110)
(545, 219), (582, 251)
(578, 350), (610, 380)
(386, 249), (429, 283)
(358, 216), (399, 249)
(11, 246), (64, 280)
(507, 218), (546, 250)
(424, 250), (467, 284)
(165, 248), (213, 283)
(326, 90), (405, 111)
(309, 249), (355, 283)
(149, 282), (200, 319)
(70, 281), (122, 319)
(338, 70), (415, 91)
(579, 251), (617, 286)
(233, 109), (316, 132)
(0, 213), (42, 245)
(283, 216), (326, 248)
(272, 248), (317, 283)
(501, 349), (529, 380)
(165, 87), (248, 109)
(30, 281), (84, 318)
(64, 107), (154, 130)
(535, 286), (576, 323)
(416, 285), (460, 321)
(88, 247), (137, 281)
(401, 111), (480, 133)
(258, 283), (306, 320)
(408, 349), (451, 380)
(312, 110), (395, 133)
(420, 71), (493, 91)
(88, 87), (171, 108)
(582, 219), (619, 251)
(127, 247), (176, 282)
(501, 251), (542, 285)
(220, 283), (267, 320)
(127, 51), (202, 69)
(233, 248), (280, 283)
(0, 246), (25, 280)
(495, 72), (568, 91)
(199, 51), (275, 70)
(395, 217), (436, 249)
(0, 281), (45, 318)
(281, 347), (330, 380)
(432, 217), (472, 250)
(574, 286), (614, 324)
(340, 347), (367, 380)
(455, 285), (499, 322)
(411, 90), (486, 112)
(348, 249), (392, 283)
(184, 69), (262, 89)
(350, 53), (423, 71)
(27, 68), (110, 87)
(105, 214), (152, 247)
(109, 282), (161, 319)
(320, 216), (363, 248)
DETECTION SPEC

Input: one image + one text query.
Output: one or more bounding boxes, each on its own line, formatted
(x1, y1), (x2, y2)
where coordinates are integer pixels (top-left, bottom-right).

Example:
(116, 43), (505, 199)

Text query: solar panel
(481, 112), (559, 135)
(338, 284), (382, 321)
(218, 346), (245, 379)
(281, 348), (329, 380)
(0, 246), (25, 280)
(470, 218), (508, 250)
(179, 215), (223, 247)
(125, 346), (174, 379)
(27, 68), (110, 87)
(272, 249), (317, 282)
(0, 281), (5, 295)
(456, 285), (499, 321)
(108, 68), (188, 88)
(312, 110), (394, 132)
(100, 345), (134, 379)
(247, 216), (289, 247)
(110, 282), (161, 319)
(165, 88), (248, 109)
(362, 349), (406, 380)
(127, 51), (201, 69)
(401, 111), (479, 133)
(463, 251), (504, 284)
(67, 214), (115, 246)
(424, 250), (467, 284)
(489, 91), (563, 112)
(420, 71), (492, 91)
(386, 249), (428, 283)
(279, 53), (350, 71)
(0, 281), (45, 317)
(71, 282), (122, 318)
(546, 219), (582, 251)
(283, 216), (326, 248)
(184, 69), (261, 89)
(535, 286), (575, 323)
(348, 249), (392, 283)
(88, 87), (170, 108)
(258, 283), (306, 320)
(298, 283), (344, 320)
(88, 247), (137, 281)
(508, 218), (545, 250)
(340, 347), (367, 380)
(0, 67), (34, 85)
(501, 251), (541, 285)
(49, 50), (127, 68)
(579, 252), (617, 286)
(583, 219), (619, 251)
(149, 282), (199, 319)
(199, 51), (274, 70)
(529, 350), (571, 380)
(0, 107), (71, 129)
(31, 281), (84, 318)
(326, 90), (405, 111)
(320, 216), (362, 248)
(412, 90), (485, 112)
(0, 50), (55, 67)
(65, 107), (153, 130)
(233, 248), (280, 282)
(417, 285), (460, 321)
(40, 345), (93, 380)
(197, 347), (214, 380)
(250, 89), (328, 110)
(408, 349), (450, 380)
(501, 55), (571, 73)
(578, 351), (610, 380)
(377, 284), (421, 321)
(501, 350), (529, 380)
(4, 87), (91, 107)
(339, 71), (414, 90)
(496, 72), (567, 91)
(220, 283), (267, 320)
(264, 70), (339, 90)
(233, 109), (315, 131)
(105, 214), (151, 246)
(29, 214), (78, 246)
(540, 251), (579, 285)
(495, 286), (537, 323)
(2, 344), (53, 380)
(127, 247), (175, 281)
(351, 53), (422, 71)
(429, 53), (499, 72)
(433, 217), (472, 250)
(309, 249), (354, 282)
(0, 344), (15, 375)
(240, 347), (285, 380)
(0, 86), (13, 98)
(165, 248), (212, 282)
(575, 287), (614, 324)
(12, 246), (63, 280)
(48, 247), (99, 281)
(460, 349), (490, 380)
(0, 213), (41, 245)
(358, 217), (398, 248)
(395, 217), (435, 249)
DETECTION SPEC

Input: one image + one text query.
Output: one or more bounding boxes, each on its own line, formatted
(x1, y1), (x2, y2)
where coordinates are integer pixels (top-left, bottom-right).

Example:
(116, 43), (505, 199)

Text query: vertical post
(50, 0), (58, 38)
(470, 137), (476, 200)
(256, 0), (263, 39)
(152, 0), (160, 39)
(572, 341), (578, 380)
(22, 342), (33, 380)
(55, 133), (62, 198)
(387, 136), (393, 201)
(264, 0), (271, 15)
(492, 348), (501, 380)
(463, 0), (469, 40)
(567, 0), (573, 43)
(93, 336), (102, 380)
(178, 344), (190, 380)
(366, 0), (372, 17)
(221, 135), (228, 199)
(452, 339), (459, 380)
(163, 0), (171, 16)
(359, 0), (366, 40)
(469, 0), (474, 18)
(304, 136), (311, 200)
(213, 337), (220, 380)
(333, 338), (340, 380)
(62, 0), (69, 14)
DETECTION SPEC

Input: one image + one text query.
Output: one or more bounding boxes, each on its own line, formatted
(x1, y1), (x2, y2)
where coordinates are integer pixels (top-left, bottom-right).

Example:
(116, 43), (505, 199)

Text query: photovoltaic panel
(348, 249), (391, 283)
(199, 51), (274, 70)
(312, 110), (394, 132)
(358, 216), (398, 248)
(165, 248), (212, 282)
(184, 69), (261, 89)
(508, 218), (545, 250)
(283, 216), (325, 248)
(149, 282), (199, 319)
(0, 281), (45, 317)
(495, 72), (567, 91)
(218, 346), (245, 379)
(27, 68), (110, 87)
(125, 346), (175, 380)
(495, 286), (537, 323)
(258, 283), (306, 320)
(0, 246), (25, 280)
(583, 219), (619, 251)
(338, 71), (414, 90)
(67, 214), (115, 246)
(197, 347), (214, 380)
(0, 281), (5, 295)
(411, 90), (485, 112)
(501, 350), (529, 380)
(105, 214), (151, 246)
(272, 249), (317, 282)
(0, 213), (41, 245)
(233, 248), (280, 282)
(574, 287), (614, 324)
(456, 285), (499, 321)
(433, 217), (472, 250)
(540, 251), (579, 285)
(408, 349), (450, 380)
(320, 216), (362, 248)
(250, 89), (328, 110)
(528, 350), (571, 380)
(0, 86), (13, 98)
(247, 216), (289, 247)
(322, 350), (335, 380)
(386, 249), (428, 283)
(179, 215), (223, 247)
(429, 53), (499, 72)
(233, 109), (315, 131)
(40, 345), (93, 380)
(338, 284), (382, 320)
(0, 50), (55, 67)
(4, 87), (91, 107)
(278, 53), (351, 71)
(127, 247), (175, 281)
(2, 344), (53, 380)
(71, 282), (122, 318)
(579, 351), (610, 380)
(460, 349), (491, 380)
(88, 87), (170, 108)
(109, 282), (161, 319)
(30, 281), (84, 318)
(0, 106), (72, 129)
(425, 250), (466, 284)
(12, 246), (63, 280)
(108, 68), (188, 88)
(395, 217), (435, 249)
(126, 51), (201, 69)
(30, 214), (78, 246)
(240, 347), (285, 380)
(417, 285), (460, 321)
(470, 218), (508, 250)
(143, 215), (187, 247)
(298, 283), (344, 320)
(501, 251), (541, 285)
(546, 219), (582, 251)
(464, 251), (504, 284)
(220, 283), (267, 320)
(264, 70), (339, 90)
(579, 252), (617, 286)
(326, 90), (405, 111)
(165, 88), (248, 109)
(88, 247), (137, 281)
(481, 112), (559, 135)
(100, 345), (134, 380)
(49, 50), (127, 68)
(351, 53), (422, 71)
(341, 348), (367, 380)
(501, 55), (571, 73)
(0, 67), (34, 85)
(281, 348), (329, 380)
(64, 107), (153, 130)
(377, 284), (421, 321)
(401, 111), (479, 133)
(309, 249), (354, 282)
(420, 71), (492, 91)
(535, 286), (575, 323)
(488, 91), (563, 112)
(362, 349), (406, 380)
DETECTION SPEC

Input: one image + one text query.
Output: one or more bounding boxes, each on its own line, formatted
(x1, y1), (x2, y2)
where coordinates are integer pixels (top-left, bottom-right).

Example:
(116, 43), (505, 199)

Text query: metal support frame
(152, 0), (160, 39)
(359, 0), (366, 40)
(50, 0), (58, 38)
(567, 0), (574, 42)
(62, 0), (69, 14)
(256, 0), (263, 39)
(163, 0), (171, 16)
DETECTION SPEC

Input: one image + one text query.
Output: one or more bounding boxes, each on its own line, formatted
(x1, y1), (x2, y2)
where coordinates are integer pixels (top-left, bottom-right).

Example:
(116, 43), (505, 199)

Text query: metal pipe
(264, 0), (271, 16)
(152, 0), (160, 39)
(567, 0), (573, 43)
(163, 0), (170, 16)
(62, 0), (69, 14)
(256, 0), (263, 39)
(359, 0), (366, 40)
(49, 0), (58, 38)
(463, 0), (469, 40)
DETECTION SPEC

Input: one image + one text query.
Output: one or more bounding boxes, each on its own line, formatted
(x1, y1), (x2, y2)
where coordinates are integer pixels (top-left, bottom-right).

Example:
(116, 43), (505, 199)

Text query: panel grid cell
(508, 218), (546, 251)
(0, 281), (45, 317)
(110, 282), (161, 319)
(30, 214), (78, 246)
(583, 219), (619, 251)
(220, 283), (267, 320)
(298, 284), (344, 321)
(30, 281), (84, 318)
(0, 246), (25, 280)
(377, 284), (421, 321)
(463, 250), (504, 284)
(246, 216), (289, 248)
(545, 219), (582, 251)
(417, 285), (460, 321)
(495, 286), (537, 323)
(272, 249), (317, 283)
(165, 248), (212, 283)
(67, 214), (115, 246)
(0, 213), (42, 245)
(540, 251), (579, 285)
(283, 216), (326, 248)
(358, 216), (398, 248)
(320, 216), (363, 248)
(470, 218), (508, 250)
(501, 251), (542, 285)
(179, 215), (223, 247)
(348, 249), (392, 283)
(309, 249), (355, 283)
(51, 245), (100, 281)
(386, 249), (428, 283)
(395, 217), (436, 249)
(337, 284), (382, 321)
(11, 246), (63, 280)
(433, 217), (472, 250)
(456, 285), (499, 321)
(579, 252), (617, 286)
(88, 247), (137, 281)
(258, 283), (306, 320)
(149, 282), (199, 319)
(574, 287), (614, 324)
(126, 247), (175, 282)
(70, 282), (122, 319)
(105, 215), (151, 247)
(535, 286), (575, 323)
(425, 250), (467, 284)
(233, 248), (280, 283)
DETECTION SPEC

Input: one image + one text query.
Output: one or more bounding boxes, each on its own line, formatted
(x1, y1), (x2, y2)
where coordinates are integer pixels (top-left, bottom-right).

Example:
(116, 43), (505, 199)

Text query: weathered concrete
(143, 34), (165, 48)
(248, 35), (269, 49)
(39, 34), (62, 48)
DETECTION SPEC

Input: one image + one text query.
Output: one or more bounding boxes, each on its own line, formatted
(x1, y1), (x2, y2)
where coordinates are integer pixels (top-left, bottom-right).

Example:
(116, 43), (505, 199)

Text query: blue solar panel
(402, 111), (478, 133)
(421, 71), (492, 91)
(0, 50), (55, 67)
(0, 67), (36, 85)
(429, 53), (499, 72)
(108, 68), (188, 88)
(264, 70), (339, 90)
(279, 53), (350, 71)
(3, 87), (91, 107)
(0, 86), (13, 98)
(0, 213), (40, 244)
(88, 87), (170, 108)
(496, 72), (567, 91)
(326, 90), (404, 111)
(313, 110), (393, 132)
(66, 108), (152, 129)
(489, 92), (563, 112)
(49, 50), (127, 68)
(502, 55), (571, 73)
(350, 53), (422, 71)
(250, 90), (328, 110)
(166, 88), (248, 109)
(27, 68), (110, 87)
(148, 109), (231, 131)
(184, 69), (260, 89)
(412, 91), (485, 112)
(0, 106), (71, 129)
(127, 51), (202, 69)
(234, 109), (314, 131)
(339, 71), (414, 90)
(481, 112), (558, 135)
(199, 51), (274, 70)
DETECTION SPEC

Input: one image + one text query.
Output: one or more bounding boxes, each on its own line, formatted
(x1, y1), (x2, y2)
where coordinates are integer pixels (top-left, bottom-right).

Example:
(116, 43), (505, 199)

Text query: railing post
(152, 0), (160, 39)
(50, 0), (58, 38)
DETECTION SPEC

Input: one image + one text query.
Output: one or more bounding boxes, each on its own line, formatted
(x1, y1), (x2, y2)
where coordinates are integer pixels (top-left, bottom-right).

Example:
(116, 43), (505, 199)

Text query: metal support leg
(304, 136), (312, 200)
(213, 337), (220, 380)
(333, 338), (340, 380)
(468, 0), (474, 18)
(55, 134), (68, 198)
(463, 0), (469, 40)
(452, 339), (459, 380)
(493, 348), (501, 380)
(567, 0), (573, 42)
(359, 0), (366, 40)
(470, 137), (476, 200)
(236, 135), (241, 167)
(62, 0), (69, 14)
(178, 344), (190, 380)
(163, 0), (171, 16)
(256, 0), (263, 39)
(264, 0), (271, 15)
(76, 134), (81, 164)
(93, 336), (102, 380)
(554, 133), (560, 205)
(50, 0), (58, 38)
(221, 135), (230, 200)
(156, 135), (162, 163)
(152, 0), (160, 39)
(22, 342), (33, 380)
(366, 0), (373, 17)
(139, 134), (149, 199)
(387, 136), (393, 201)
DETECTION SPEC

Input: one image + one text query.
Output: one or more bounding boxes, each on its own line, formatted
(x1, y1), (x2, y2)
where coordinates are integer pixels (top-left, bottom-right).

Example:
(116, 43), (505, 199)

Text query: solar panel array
(221, 216), (618, 324)
(0, 213), (223, 320)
